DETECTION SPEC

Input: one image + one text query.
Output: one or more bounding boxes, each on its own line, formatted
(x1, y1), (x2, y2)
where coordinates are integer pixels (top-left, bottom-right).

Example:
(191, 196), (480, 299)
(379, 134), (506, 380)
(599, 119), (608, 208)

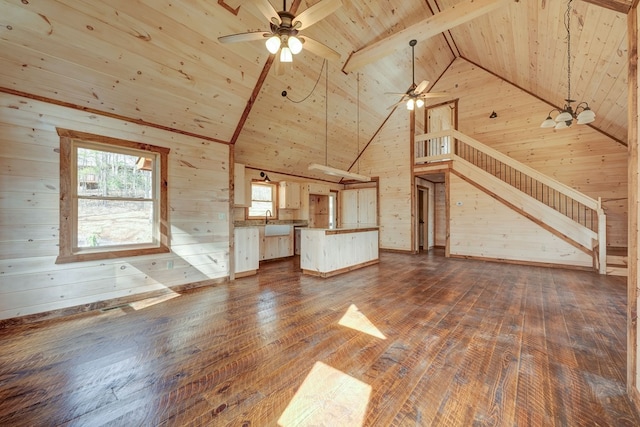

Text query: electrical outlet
(167, 260), (174, 269)
(218, 212), (226, 220)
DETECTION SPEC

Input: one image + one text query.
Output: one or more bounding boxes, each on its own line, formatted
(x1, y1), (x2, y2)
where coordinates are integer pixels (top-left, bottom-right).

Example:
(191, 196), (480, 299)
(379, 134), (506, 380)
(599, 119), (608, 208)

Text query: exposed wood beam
(342, 0), (509, 73)
(580, 0), (631, 14)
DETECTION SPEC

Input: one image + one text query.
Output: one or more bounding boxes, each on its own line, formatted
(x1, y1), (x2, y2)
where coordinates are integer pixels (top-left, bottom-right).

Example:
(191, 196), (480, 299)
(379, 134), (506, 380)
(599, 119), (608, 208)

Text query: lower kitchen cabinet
(234, 227), (259, 277)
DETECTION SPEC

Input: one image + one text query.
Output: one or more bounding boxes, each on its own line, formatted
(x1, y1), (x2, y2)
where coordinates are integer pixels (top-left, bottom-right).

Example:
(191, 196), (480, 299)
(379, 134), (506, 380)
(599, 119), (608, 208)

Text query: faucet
(265, 209), (272, 224)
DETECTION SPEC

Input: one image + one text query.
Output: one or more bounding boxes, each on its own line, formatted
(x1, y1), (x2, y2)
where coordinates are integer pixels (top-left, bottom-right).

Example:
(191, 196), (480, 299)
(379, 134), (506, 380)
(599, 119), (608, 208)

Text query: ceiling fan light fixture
(416, 99), (424, 108)
(280, 46), (293, 62)
(266, 35), (281, 54)
(406, 98), (415, 111)
(288, 36), (303, 54)
(554, 120), (569, 130)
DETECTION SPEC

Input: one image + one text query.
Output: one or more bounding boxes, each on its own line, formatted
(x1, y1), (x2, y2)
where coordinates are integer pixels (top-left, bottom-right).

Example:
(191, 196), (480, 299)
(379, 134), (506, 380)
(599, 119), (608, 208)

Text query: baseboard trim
(448, 254), (594, 272)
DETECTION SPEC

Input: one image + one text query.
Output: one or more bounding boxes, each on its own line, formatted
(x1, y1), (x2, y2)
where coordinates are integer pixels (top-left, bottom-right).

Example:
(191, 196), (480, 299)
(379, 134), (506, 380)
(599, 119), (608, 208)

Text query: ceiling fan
(387, 39), (447, 110)
(218, 0), (342, 66)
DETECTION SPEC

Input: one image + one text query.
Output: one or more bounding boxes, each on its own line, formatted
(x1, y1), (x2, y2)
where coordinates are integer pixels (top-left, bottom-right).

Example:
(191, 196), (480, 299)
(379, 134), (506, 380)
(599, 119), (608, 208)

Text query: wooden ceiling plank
(342, 0), (510, 73)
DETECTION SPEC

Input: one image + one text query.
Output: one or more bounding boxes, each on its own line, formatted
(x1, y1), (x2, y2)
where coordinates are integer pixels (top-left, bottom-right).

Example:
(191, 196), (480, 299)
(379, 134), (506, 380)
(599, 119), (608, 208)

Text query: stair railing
(415, 129), (607, 273)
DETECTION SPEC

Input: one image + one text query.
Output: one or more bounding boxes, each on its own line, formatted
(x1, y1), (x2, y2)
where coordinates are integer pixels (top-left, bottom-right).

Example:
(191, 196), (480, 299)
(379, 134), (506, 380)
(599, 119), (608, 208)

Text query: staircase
(414, 129), (610, 274)
(606, 247), (628, 276)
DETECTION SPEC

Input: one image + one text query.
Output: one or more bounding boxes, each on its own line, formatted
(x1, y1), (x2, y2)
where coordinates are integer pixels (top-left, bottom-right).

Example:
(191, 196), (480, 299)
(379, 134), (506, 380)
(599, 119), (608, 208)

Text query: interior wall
(0, 93), (230, 320)
(428, 58), (629, 248)
(449, 174), (593, 268)
(358, 109), (413, 251)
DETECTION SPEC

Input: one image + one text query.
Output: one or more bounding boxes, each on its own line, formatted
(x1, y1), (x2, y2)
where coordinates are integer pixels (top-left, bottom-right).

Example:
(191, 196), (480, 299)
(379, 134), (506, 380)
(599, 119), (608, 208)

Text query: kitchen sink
(264, 224), (292, 236)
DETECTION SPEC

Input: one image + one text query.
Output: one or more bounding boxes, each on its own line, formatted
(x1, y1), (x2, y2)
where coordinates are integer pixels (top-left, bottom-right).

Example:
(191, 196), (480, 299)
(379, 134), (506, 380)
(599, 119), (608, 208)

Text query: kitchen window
(248, 182), (277, 219)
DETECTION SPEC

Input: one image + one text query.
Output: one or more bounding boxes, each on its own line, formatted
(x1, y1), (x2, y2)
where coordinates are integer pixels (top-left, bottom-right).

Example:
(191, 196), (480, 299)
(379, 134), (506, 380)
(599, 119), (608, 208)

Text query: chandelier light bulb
(555, 111), (573, 122)
(540, 116), (556, 128)
(265, 36), (281, 54)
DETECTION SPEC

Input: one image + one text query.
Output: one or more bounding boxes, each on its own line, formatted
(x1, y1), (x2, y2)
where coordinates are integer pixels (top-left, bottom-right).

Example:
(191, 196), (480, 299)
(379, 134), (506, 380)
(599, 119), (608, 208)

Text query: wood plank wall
(0, 93), (230, 320)
(428, 58), (629, 248)
(358, 109), (413, 251)
(449, 174), (593, 268)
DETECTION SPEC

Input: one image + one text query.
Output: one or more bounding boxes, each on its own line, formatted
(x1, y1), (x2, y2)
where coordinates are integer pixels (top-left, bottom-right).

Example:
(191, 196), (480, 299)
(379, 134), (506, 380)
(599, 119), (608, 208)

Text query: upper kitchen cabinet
(279, 181), (301, 209)
(234, 163), (251, 207)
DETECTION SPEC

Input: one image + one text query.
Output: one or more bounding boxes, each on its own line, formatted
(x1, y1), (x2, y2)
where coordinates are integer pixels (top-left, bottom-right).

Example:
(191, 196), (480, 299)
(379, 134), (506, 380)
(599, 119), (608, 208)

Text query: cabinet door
(234, 228), (259, 273)
(279, 182), (301, 209)
(358, 188), (377, 227)
(234, 163), (249, 207)
(340, 189), (359, 228)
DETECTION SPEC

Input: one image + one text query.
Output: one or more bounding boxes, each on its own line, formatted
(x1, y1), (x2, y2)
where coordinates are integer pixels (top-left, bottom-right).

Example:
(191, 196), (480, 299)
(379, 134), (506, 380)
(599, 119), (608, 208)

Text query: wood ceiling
(0, 0), (631, 181)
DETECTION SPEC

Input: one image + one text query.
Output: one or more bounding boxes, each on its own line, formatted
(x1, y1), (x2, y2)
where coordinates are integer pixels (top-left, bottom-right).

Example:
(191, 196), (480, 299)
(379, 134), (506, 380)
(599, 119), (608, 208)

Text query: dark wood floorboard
(0, 251), (638, 426)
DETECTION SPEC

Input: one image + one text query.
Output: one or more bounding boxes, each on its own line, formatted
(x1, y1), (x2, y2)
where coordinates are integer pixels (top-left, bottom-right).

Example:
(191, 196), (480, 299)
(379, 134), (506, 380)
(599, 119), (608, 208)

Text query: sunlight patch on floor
(338, 304), (386, 339)
(278, 361), (371, 427)
(128, 291), (180, 311)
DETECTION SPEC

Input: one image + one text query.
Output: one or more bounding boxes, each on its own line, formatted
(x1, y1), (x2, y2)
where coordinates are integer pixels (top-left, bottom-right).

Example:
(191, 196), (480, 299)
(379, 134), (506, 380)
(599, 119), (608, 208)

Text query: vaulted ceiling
(0, 0), (631, 181)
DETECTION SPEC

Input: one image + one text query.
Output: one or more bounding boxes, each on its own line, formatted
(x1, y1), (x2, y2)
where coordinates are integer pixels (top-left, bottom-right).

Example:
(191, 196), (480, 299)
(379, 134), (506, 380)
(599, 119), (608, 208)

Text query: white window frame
(247, 181), (277, 219)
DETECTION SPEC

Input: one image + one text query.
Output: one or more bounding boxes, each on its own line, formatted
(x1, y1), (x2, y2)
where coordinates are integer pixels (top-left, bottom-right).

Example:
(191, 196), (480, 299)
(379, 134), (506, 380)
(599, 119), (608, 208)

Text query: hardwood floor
(0, 251), (638, 426)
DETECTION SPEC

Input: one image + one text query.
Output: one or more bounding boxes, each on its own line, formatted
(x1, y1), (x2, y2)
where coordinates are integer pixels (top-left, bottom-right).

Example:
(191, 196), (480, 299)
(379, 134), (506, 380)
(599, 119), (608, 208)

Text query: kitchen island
(300, 227), (379, 277)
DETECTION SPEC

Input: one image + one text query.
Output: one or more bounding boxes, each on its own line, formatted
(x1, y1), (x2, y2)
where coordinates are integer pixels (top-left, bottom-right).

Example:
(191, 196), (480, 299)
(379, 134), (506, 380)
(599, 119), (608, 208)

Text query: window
(248, 182), (277, 219)
(56, 129), (170, 263)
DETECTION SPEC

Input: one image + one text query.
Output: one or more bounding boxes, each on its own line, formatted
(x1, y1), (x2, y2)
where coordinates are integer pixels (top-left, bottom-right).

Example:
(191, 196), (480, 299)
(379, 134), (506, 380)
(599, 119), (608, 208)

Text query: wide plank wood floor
(0, 251), (638, 426)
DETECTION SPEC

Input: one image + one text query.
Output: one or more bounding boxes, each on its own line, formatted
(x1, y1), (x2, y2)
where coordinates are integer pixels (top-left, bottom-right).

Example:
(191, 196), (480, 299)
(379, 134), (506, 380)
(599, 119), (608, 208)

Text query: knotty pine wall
(428, 58), (629, 248)
(0, 93), (230, 320)
(449, 174), (593, 268)
(357, 109), (413, 251)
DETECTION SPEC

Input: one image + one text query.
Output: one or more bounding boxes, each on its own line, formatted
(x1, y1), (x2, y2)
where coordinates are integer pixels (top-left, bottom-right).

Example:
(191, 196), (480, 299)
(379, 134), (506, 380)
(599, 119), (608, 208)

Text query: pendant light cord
(284, 59), (327, 104)
(325, 61), (328, 166)
(565, 0), (572, 103)
(356, 72), (360, 173)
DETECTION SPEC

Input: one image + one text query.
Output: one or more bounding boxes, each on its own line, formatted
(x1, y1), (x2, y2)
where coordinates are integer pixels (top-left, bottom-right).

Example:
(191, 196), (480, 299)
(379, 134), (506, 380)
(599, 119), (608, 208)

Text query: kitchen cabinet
(279, 181), (301, 209)
(234, 227), (259, 277)
(307, 182), (330, 195)
(340, 188), (377, 228)
(259, 226), (294, 260)
(233, 163), (251, 207)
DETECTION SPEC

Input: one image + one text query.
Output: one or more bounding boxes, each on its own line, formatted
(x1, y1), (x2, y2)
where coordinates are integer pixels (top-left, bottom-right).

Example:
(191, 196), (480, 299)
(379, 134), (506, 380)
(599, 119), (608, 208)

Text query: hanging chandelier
(540, 0), (595, 130)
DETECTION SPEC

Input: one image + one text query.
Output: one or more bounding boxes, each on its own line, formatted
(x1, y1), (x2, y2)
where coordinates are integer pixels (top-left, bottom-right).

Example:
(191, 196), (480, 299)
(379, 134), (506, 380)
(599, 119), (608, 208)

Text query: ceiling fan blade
(218, 31), (269, 44)
(254, 0), (280, 24)
(415, 80), (429, 94)
(385, 92), (411, 96)
(418, 92), (448, 99)
(299, 36), (340, 62)
(294, 0), (342, 30)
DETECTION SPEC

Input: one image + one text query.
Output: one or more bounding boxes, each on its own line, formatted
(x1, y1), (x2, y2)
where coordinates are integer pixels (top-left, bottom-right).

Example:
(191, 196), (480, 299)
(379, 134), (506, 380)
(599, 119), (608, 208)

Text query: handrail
(450, 130), (599, 210)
